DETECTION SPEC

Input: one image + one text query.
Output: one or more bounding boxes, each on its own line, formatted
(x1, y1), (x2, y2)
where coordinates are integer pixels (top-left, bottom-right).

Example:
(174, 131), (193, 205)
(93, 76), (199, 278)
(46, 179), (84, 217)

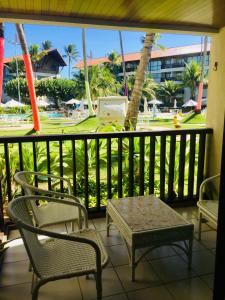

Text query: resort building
(75, 43), (210, 101)
(3, 48), (66, 82)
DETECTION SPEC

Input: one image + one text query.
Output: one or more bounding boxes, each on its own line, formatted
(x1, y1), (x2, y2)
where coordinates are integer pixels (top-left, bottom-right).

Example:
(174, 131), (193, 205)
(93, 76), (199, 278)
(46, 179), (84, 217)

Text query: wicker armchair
(14, 171), (82, 230)
(197, 174), (220, 240)
(8, 195), (108, 300)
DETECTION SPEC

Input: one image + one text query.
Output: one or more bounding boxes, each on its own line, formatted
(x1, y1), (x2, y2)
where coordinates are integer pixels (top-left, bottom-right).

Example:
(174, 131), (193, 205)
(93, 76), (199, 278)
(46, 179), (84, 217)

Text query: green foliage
(36, 78), (76, 108)
(3, 106), (31, 114)
(158, 80), (182, 106)
(5, 78), (30, 103)
(6, 59), (25, 77)
(42, 40), (52, 50)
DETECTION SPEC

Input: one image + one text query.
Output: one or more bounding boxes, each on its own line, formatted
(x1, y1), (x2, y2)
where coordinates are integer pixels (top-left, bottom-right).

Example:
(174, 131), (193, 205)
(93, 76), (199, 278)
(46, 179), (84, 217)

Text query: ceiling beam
(0, 12), (219, 35)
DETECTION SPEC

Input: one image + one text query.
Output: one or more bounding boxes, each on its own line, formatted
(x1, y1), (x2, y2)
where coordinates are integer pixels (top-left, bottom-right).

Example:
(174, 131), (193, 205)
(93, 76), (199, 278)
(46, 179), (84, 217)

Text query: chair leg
(95, 271), (102, 300)
(198, 212), (202, 241)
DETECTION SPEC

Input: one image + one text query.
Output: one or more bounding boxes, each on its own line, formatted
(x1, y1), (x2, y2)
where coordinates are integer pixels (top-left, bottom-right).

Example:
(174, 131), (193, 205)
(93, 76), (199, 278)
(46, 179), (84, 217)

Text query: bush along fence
(0, 128), (213, 231)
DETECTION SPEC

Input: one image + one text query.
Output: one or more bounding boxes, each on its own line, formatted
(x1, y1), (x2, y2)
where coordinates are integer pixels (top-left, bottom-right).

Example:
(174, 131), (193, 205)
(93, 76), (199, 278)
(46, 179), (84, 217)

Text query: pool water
(0, 111), (64, 121)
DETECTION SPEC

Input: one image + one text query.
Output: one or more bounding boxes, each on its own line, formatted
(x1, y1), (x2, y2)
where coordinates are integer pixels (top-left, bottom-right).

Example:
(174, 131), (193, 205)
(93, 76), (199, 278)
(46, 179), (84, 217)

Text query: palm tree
(41, 40), (52, 50)
(16, 24), (41, 132)
(158, 80), (181, 105)
(119, 31), (128, 96)
(29, 44), (47, 78)
(0, 23), (4, 103)
(124, 33), (156, 130)
(82, 29), (94, 116)
(64, 44), (79, 79)
(182, 61), (202, 100)
(107, 50), (121, 75)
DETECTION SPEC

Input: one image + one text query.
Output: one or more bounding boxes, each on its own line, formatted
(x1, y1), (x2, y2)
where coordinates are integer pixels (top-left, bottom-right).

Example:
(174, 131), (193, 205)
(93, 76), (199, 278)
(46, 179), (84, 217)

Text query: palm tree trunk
(82, 28), (95, 116)
(16, 24), (41, 132)
(119, 31), (128, 96)
(68, 57), (71, 79)
(0, 23), (4, 104)
(196, 36), (208, 112)
(124, 33), (155, 130)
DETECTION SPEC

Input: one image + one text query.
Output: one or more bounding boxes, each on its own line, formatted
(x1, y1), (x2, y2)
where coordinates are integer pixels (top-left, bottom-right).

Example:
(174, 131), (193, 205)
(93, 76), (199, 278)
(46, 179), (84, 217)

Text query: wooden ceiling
(0, 0), (225, 34)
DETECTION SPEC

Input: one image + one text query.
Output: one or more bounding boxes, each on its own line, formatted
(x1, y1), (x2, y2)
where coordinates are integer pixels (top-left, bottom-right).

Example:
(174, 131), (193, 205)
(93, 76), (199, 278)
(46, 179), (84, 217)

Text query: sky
(3, 22), (206, 78)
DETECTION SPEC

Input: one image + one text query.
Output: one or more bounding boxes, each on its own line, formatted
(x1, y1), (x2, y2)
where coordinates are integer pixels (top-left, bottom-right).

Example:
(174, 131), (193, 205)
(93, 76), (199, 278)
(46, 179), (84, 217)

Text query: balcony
(0, 209), (216, 299)
(0, 128), (215, 299)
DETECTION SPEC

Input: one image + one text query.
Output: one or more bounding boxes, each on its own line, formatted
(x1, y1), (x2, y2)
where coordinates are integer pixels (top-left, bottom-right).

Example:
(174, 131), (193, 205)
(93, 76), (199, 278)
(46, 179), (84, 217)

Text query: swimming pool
(0, 111), (64, 121)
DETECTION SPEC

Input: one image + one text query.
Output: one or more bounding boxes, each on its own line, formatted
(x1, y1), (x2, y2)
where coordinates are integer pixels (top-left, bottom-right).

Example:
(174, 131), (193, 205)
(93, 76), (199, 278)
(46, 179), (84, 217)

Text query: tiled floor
(0, 206), (215, 300)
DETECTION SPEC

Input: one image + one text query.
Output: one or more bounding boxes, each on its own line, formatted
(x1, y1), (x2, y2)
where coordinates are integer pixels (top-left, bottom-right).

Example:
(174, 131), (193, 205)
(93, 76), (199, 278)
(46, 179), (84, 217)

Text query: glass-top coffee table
(106, 195), (194, 281)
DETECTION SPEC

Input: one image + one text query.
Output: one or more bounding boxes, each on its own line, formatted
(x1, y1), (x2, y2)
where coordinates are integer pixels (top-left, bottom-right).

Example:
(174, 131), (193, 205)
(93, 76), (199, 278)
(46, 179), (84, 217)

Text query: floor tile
(107, 244), (129, 266)
(150, 255), (196, 283)
(99, 230), (124, 247)
(181, 249), (215, 275)
(166, 277), (213, 300)
(39, 278), (82, 300)
(3, 239), (28, 263)
(0, 282), (31, 300)
(0, 260), (32, 287)
(198, 231), (217, 249)
(79, 267), (123, 300)
(200, 273), (214, 289)
(143, 245), (177, 261)
(172, 238), (206, 256)
(92, 218), (107, 231)
(103, 293), (128, 300)
(127, 285), (174, 300)
(175, 206), (198, 220)
(115, 261), (161, 292)
(190, 218), (212, 233)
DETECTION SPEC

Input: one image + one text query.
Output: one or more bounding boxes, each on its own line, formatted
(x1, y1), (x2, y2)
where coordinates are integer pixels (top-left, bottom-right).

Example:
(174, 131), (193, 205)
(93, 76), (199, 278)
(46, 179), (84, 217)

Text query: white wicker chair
(197, 174), (220, 240)
(8, 195), (108, 300)
(14, 171), (82, 230)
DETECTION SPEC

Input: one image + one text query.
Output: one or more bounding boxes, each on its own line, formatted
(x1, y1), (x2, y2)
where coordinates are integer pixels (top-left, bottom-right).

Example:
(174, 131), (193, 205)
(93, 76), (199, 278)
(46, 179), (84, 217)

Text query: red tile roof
(75, 43), (211, 69)
(4, 55), (23, 64)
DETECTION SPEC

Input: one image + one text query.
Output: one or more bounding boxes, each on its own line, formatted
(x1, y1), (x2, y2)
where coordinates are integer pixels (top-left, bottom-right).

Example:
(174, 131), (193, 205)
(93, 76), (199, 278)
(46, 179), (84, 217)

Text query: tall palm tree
(124, 33), (155, 130)
(119, 31), (128, 96)
(182, 61), (202, 100)
(64, 44), (79, 79)
(158, 80), (181, 105)
(29, 44), (47, 78)
(0, 23), (4, 103)
(16, 24), (40, 132)
(82, 29), (94, 116)
(41, 40), (52, 50)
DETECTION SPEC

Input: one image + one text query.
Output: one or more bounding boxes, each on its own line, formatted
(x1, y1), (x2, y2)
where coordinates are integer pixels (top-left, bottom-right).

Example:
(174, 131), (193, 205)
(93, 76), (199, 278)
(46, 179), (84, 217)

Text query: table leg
(131, 245), (136, 282)
(188, 238), (193, 269)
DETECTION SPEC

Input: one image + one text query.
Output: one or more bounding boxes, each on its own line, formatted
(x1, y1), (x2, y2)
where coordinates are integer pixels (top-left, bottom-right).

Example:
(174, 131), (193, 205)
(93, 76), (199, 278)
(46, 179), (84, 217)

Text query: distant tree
(7, 59), (25, 77)
(28, 44), (47, 77)
(158, 80), (181, 106)
(107, 50), (121, 75)
(182, 61), (206, 100)
(64, 44), (79, 79)
(41, 40), (52, 50)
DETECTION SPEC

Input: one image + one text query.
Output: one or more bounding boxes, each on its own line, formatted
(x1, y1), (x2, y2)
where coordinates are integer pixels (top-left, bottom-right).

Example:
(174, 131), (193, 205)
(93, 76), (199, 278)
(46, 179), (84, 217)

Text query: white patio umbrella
(148, 99), (163, 105)
(182, 99), (198, 107)
(65, 99), (80, 105)
(4, 99), (25, 108)
(37, 99), (50, 107)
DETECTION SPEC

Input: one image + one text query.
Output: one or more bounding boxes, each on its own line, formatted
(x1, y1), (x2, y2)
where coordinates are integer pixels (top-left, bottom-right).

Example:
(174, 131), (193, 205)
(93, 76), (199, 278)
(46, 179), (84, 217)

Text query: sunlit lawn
(0, 113), (206, 137)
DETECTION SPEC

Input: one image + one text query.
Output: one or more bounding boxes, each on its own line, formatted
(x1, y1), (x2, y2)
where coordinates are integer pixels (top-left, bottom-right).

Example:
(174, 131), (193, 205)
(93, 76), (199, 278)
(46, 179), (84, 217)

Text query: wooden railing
(0, 128), (213, 231)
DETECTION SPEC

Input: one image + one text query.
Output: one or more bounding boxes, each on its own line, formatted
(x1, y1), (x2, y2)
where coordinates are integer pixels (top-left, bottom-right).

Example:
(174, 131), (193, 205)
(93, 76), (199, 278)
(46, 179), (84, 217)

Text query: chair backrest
(8, 196), (45, 276)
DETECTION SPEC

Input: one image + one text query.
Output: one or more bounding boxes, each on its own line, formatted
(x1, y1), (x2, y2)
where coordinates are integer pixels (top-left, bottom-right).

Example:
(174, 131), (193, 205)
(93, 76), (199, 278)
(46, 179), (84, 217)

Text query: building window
(151, 72), (161, 82)
(149, 60), (161, 71)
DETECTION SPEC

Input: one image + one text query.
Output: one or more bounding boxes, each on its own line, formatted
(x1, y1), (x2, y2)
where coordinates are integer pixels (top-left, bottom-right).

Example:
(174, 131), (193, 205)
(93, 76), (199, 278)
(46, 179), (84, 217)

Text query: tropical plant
(28, 44), (47, 77)
(5, 77), (30, 103)
(7, 59), (25, 77)
(64, 44), (79, 79)
(41, 40), (52, 50)
(124, 33), (156, 130)
(89, 65), (120, 100)
(158, 80), (181, 106)
(182, 60), (206, 100)
(107, 50), (121, 75)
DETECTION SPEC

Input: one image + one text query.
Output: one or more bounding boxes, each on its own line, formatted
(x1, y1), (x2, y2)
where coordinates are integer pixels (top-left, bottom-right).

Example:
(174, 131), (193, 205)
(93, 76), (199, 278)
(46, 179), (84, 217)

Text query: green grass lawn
(0, 112), (206, 137)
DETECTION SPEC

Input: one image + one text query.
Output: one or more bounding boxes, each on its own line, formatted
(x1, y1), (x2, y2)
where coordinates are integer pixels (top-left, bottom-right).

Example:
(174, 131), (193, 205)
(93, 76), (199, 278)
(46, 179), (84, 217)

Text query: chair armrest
(199, 174), (220, 201)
